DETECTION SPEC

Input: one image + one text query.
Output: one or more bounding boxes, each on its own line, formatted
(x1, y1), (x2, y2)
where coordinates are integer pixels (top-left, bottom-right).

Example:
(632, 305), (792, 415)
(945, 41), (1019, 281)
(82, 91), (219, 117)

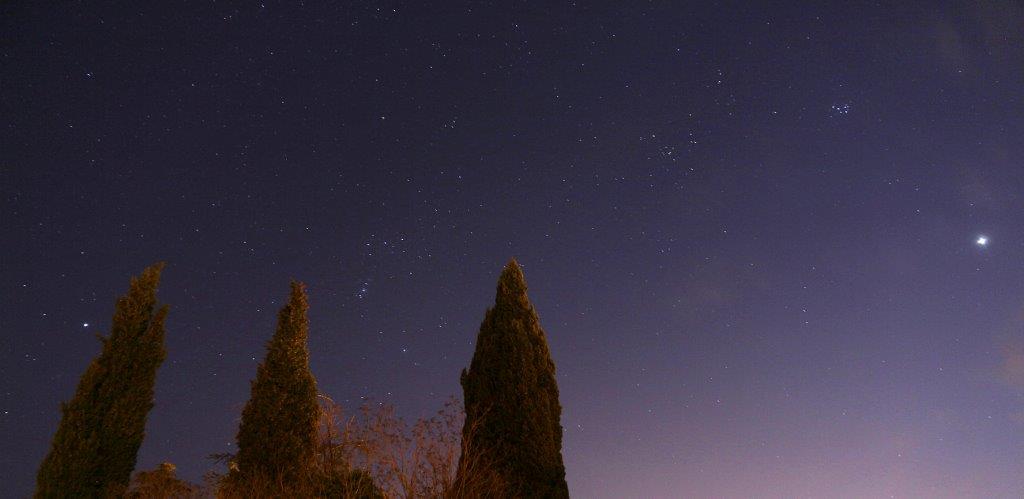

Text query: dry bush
(214, 470), (378, 499)
(127, 462), (202, 498)
(207, 395), (505, 498)
(207, 451), (378, 499)
(317, 395), (506, 499)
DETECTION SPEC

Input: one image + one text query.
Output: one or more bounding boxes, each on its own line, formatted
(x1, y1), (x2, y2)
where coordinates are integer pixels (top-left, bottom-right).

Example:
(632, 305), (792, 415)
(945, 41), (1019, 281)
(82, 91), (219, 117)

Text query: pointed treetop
(123, 262), (165, 304)
(279, 280), (308, 314)
(274, 280), (309, 342)
(288, 280), (307, 306)
(131, 262), (165, 296)
(495, 258), (531, 312)
(141, 261), (166, 279)
(108, 262), (167, 344)
(502, 257), (521, 274)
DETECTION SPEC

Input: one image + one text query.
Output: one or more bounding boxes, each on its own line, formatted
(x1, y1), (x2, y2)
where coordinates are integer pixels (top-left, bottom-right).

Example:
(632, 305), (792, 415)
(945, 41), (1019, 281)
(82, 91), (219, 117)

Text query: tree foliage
(226, 281), (320, 492)
(456, 259), (569, 498)
(127, 462), (200, 498)
(35, 263), (170, 498)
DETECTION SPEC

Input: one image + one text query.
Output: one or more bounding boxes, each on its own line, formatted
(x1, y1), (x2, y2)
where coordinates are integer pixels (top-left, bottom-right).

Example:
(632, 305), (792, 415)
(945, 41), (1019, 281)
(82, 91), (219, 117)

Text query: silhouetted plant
(456, 259), (569, 498)
(222, 281), (320, 496)
(35, 263), (169, 498)
(127, 462), (201, 498)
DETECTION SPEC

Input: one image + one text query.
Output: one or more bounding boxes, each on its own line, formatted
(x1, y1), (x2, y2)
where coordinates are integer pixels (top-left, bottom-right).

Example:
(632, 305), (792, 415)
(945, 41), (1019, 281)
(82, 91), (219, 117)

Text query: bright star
(976, 236), (988, 246)
(82, 323), (89, 327)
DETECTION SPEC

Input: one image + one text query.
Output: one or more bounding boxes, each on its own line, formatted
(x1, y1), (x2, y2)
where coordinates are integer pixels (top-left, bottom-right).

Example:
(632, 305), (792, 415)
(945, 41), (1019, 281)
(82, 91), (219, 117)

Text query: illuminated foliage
(226, 281), (319, 492)
(127, 462), (199, 498)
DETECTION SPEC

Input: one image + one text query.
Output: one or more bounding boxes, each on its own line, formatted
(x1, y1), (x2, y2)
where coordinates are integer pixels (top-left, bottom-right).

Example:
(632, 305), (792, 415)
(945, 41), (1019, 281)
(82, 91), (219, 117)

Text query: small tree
(128, 462), (200, 498)
(225, 281), (320, 494)
(35, 263), (169, 498)
(456, 259), (569, 498)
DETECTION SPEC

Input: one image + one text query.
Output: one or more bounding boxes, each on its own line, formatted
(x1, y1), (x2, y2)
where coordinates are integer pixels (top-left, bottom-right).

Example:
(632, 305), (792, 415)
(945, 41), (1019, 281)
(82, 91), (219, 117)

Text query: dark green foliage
(35, 263), (170, 499)
(457, 259), (569, 498)
(229, 281), (319, 488)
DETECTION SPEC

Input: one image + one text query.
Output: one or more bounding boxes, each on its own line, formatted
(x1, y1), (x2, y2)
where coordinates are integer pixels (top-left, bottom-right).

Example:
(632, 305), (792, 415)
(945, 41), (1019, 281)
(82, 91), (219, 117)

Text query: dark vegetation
(223, 281), (320, 495)
(36, 263), (169, 498)
(35, 260), (568, 498)
(458, 262), (569, 498)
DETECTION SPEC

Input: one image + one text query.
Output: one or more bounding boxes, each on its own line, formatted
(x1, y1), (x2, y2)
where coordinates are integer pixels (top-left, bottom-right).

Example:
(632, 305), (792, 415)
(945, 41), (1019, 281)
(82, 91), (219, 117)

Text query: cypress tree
(457, 259), (569, 498)
(229, 281), (319, 489)
(35, 263), (169, 498)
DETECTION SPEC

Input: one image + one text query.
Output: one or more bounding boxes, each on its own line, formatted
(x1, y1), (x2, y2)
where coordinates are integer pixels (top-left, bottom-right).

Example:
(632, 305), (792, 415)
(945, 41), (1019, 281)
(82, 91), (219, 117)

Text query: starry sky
(3, 2), (1024, 497)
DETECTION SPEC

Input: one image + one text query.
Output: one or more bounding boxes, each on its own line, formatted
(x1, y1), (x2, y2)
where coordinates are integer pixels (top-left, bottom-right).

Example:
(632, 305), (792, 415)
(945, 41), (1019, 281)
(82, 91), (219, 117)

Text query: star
(82, 323), (89, 328)
(976, 236), (988, 246)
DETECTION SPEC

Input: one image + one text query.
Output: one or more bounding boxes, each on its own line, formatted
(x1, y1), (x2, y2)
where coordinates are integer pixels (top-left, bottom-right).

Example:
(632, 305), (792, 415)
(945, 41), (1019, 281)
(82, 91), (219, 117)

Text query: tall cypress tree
(457, 259), (569, 498)
(35, 263), (169, 498)
(230, 281), (319, 488)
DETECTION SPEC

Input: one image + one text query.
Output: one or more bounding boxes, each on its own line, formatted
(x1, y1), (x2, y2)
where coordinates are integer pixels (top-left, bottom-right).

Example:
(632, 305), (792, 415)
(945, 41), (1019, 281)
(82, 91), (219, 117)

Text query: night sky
(3, 2), (1024, 497)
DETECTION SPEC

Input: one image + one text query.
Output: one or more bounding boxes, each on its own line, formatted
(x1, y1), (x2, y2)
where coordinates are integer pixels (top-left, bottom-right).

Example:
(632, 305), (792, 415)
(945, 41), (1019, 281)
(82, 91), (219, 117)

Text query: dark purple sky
(4, 2), (1024, 497)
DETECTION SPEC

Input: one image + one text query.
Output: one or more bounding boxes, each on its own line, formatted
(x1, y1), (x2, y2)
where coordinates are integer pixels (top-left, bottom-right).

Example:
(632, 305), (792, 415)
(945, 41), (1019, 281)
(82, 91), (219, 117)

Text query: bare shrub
(207, 395), (504, 498)
(318, 395), (505, 499)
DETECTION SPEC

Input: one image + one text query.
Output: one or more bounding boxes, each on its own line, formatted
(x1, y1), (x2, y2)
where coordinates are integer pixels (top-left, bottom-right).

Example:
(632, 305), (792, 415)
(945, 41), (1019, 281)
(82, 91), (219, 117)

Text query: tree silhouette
(36, 263), (169, 498)
(456, 259), (569, 498)
(228, 281), (319, 492)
